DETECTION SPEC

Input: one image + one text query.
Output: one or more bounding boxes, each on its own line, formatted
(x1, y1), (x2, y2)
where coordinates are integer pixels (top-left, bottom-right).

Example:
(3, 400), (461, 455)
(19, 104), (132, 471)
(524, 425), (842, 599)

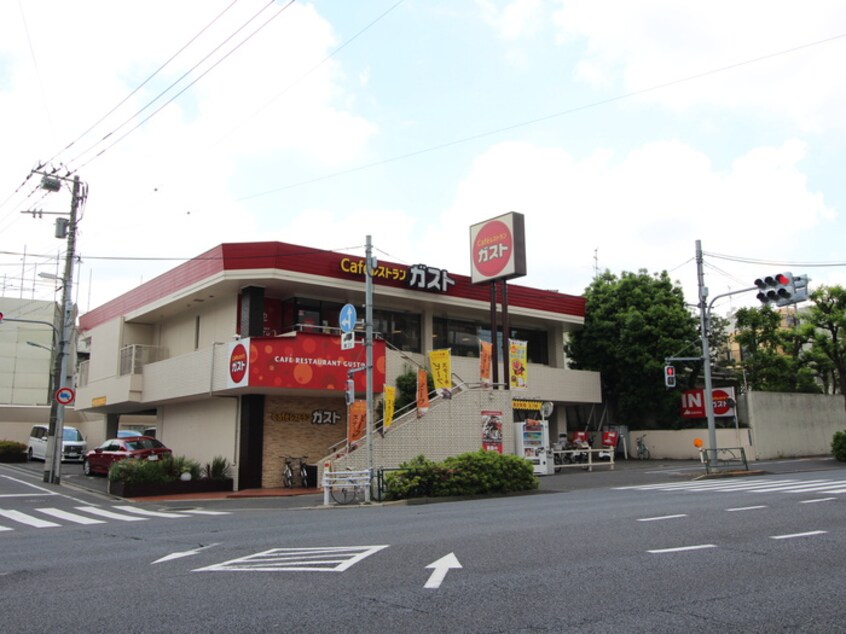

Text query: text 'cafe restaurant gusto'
(76, 234), (601, 490)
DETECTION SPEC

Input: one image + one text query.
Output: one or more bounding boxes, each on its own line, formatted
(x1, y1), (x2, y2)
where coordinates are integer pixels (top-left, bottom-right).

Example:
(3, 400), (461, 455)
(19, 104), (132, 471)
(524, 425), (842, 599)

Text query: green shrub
(0, 440), (27, 459)
(203, 456), (232, 480)
(108, 458), (173, 484)
(832, 431), (846, 462)
(384, 451), (538, 501)
(166, 455), (202, 480)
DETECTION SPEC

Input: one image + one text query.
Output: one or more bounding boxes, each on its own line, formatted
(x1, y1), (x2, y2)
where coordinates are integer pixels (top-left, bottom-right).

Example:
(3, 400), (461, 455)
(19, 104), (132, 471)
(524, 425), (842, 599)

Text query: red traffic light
(775, 273), (789, 285)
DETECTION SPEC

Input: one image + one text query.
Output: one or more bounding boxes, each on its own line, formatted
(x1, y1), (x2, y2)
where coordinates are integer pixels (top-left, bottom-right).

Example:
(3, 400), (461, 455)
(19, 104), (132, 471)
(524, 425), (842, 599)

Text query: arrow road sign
(339, 303), (357, 333)
(424, 552), (462, 589)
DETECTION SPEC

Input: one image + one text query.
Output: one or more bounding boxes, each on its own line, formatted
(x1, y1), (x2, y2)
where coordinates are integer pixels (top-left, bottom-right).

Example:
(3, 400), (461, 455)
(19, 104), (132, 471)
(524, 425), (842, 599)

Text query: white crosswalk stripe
(616, 478), (846, 495)
(0, 504), (231, 533)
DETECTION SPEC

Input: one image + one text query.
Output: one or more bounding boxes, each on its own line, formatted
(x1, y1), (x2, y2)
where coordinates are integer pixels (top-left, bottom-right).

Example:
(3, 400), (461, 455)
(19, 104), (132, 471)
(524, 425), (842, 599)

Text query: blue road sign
(340, 303), (357, 333)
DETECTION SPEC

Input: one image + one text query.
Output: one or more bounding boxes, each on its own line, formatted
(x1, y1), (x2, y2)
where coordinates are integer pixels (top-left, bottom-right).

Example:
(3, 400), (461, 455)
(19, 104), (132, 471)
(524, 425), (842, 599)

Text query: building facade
(75, 241), (601, 489)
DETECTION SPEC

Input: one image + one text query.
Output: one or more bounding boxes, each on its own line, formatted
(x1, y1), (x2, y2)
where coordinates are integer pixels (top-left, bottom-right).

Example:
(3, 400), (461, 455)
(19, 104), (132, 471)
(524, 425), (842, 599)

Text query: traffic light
(664, 365), (676, 389)
(754, 272), (794, 305)
(781, 274), (810, 306)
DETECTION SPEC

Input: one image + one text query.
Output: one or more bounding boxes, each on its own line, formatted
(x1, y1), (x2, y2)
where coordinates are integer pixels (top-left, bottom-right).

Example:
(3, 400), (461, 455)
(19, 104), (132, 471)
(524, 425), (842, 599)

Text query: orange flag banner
(479, 340), (492, 387)
(348, 400), (366, 444)
(416, 368), (430, 417)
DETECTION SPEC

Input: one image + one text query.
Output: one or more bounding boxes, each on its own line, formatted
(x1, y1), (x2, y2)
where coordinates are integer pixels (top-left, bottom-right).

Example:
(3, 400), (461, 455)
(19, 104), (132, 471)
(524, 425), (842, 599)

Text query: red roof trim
(79, 241), (584, 332)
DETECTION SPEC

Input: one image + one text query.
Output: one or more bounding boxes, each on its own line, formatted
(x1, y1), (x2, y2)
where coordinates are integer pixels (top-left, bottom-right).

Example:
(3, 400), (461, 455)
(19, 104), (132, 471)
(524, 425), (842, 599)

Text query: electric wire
(69, 0), (293, 173)
(706, 251), (846, 268)
(44, 0), (243, 168)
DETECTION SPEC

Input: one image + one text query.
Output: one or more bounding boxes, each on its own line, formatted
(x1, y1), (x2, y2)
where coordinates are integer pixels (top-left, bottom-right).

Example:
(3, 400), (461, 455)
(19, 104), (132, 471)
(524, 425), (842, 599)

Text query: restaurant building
(75, 240), (601, 489)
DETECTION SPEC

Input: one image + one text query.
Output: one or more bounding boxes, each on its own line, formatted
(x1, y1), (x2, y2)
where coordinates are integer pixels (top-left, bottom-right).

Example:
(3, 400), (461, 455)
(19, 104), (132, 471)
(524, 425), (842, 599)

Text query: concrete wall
(622, 428), (753, 460)
(745, 392), (846, 460)
(157, 397), (238, 468)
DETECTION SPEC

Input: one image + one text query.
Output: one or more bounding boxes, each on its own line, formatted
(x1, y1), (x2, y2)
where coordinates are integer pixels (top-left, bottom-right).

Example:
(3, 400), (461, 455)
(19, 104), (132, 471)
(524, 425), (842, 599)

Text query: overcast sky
(1, 0), (844, 319)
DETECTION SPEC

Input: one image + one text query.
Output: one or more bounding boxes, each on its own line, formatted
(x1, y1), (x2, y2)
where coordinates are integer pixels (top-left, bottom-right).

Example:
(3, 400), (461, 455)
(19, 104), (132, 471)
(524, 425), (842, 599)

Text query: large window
(434, 317), (548, 364)
(373, 309), (421, 352)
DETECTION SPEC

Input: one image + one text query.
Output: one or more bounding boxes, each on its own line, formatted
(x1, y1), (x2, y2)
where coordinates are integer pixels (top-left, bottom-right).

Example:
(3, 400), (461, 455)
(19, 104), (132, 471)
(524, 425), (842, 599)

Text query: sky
(1, 0), (845, 320)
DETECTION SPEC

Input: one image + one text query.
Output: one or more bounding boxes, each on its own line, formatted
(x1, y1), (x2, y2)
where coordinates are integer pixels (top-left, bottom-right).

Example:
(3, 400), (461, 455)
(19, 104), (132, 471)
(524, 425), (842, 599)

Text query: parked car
(27, 425), (87, 463)
(82, 437), (172, 476)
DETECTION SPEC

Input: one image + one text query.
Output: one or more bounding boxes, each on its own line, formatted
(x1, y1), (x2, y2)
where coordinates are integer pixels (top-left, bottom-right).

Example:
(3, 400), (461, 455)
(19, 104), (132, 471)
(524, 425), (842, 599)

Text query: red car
(82, 436), (172, 476)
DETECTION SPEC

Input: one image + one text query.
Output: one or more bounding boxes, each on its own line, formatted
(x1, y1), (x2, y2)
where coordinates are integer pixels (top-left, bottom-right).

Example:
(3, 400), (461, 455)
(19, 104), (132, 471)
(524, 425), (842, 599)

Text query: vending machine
(514, 419), (553, 475)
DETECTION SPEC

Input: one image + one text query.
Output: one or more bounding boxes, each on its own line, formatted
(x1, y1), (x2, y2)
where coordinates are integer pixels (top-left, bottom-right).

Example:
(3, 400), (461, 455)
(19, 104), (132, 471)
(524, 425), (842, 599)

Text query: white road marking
(799, 498), (837, 504)
(425, 553), (462, 589)
(648, 544), (717, 554)
(637, 514), (688, 522)
(0, 475), (56, 498)
(74, 506), (148, 522)
(194, 545), (389, 573)
(726, 505), (767, 512)
(112, 506), (191, 518)
(180, 509), (231, 516)
(37, 508), (106, 525)
(0, 509), (60, 528)
(770, 531), (827, 540)
(153, 543), (220, 564)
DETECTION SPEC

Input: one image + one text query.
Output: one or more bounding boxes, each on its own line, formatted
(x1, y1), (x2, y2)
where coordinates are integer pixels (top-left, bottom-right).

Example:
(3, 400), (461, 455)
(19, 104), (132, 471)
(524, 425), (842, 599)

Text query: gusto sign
(228, 341), (249, 388)
(469, 212), (527, 284)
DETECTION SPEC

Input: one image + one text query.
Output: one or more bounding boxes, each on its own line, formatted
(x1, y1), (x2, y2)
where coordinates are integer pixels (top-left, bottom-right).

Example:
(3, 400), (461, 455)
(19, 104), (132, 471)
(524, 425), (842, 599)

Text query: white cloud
(552, 0), (846, 131)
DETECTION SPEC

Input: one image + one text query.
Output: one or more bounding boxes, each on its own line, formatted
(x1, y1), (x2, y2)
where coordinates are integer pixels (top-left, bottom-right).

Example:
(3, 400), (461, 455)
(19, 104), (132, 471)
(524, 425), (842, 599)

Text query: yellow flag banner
(348, 400), (366, 444)
(479, 340), (492, 387)
(383, 385), (396, 429)
(416, 368), (430, 417)
(428, 348), (452, 398)
(508, 339), (528, 390)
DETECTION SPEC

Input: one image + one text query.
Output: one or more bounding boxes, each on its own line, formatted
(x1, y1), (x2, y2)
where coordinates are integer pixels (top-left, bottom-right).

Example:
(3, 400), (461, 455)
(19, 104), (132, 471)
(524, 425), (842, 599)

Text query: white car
(27, 425), (87, 463)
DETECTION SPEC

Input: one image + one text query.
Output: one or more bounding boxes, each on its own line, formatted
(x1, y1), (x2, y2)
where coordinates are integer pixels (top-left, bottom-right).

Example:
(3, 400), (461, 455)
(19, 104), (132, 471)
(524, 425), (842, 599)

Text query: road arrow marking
(425, 553), (461, 589)
(153, 543), (220, 564)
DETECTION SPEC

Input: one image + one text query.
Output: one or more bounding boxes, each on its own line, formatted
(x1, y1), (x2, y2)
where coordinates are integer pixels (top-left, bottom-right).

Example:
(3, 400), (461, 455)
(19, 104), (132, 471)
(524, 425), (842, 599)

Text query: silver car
(27, 425), (87, 463)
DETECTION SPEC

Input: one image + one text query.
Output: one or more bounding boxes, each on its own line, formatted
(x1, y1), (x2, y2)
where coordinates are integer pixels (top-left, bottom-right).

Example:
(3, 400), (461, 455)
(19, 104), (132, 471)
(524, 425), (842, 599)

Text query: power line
(238, 31), (846, 201)
(706, 251), (846, 268)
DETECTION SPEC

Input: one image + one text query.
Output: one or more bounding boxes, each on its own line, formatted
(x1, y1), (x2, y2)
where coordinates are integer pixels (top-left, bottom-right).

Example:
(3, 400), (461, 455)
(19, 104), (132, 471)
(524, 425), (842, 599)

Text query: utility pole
(364, 235), (375, 502)
(35, 173), (85, 485)
(695, 240), (718, 464)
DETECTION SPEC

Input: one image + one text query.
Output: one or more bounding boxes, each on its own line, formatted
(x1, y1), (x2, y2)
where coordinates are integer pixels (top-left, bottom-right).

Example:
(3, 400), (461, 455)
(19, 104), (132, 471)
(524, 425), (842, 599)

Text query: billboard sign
(681, 387), (737, 419)
(469, 212), (527, 284)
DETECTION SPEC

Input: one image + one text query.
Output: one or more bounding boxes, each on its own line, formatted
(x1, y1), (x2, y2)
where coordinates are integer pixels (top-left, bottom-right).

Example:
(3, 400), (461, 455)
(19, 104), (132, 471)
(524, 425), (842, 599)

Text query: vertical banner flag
(481, 410), (504, 454)
(383, 385), (396, 429)
(508, 339), (528, 390)
(348, 400), (366, 444)
(416, 368), (430, 417)
(428, 349), (452, 398)
(479, 340), (492, 387)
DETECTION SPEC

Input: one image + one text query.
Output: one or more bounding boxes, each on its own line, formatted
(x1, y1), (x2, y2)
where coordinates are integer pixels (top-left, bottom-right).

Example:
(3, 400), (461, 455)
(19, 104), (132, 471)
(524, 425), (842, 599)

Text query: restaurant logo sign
(469, 212), (527, 284)
(339, 258), (455, 293)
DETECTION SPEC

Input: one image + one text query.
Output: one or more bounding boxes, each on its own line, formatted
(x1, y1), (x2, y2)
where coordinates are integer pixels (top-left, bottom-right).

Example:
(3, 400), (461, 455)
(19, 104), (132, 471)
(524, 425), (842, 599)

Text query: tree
(565, 269), (700, 426)
(805, 285), (846, 409)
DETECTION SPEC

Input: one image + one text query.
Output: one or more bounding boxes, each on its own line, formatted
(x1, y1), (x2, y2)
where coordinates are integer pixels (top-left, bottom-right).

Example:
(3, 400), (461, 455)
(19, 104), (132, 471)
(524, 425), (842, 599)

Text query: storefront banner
(383, 385), (396, 429)
(481, 410), (503, 454)
(508, 339), (528, 390)
(479, 340), (492, 387)
(349, 400), (366, 444)
(428, 348), (452, 398)
(231, 332), (385, 393)
(417, 368), (430, 417)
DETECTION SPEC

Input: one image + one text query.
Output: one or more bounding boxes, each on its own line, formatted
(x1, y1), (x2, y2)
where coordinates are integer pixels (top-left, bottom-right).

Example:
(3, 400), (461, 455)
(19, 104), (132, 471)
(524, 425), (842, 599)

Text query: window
(434, 317), (548, 363)
(373, 310), (421, 352)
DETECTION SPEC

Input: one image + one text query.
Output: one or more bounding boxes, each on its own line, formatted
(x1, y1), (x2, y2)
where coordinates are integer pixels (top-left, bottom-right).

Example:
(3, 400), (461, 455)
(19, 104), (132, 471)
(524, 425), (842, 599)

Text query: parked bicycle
(325, 468), (372, 505)
(283, 455), (309, 488)
(635, 435), (650, 460)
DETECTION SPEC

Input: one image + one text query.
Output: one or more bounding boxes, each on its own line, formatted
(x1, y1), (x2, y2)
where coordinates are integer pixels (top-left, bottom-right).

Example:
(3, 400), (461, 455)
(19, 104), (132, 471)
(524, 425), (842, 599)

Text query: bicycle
(635, 435), (650, 460)
(326, 468), (371, 505)
(282, 455), (309, 488)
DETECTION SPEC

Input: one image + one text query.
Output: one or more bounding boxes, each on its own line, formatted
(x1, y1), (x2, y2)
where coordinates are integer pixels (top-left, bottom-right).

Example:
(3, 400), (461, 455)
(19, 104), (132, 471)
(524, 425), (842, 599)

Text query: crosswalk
(616, 477), (846, 496)
(0, 505), (230, 533)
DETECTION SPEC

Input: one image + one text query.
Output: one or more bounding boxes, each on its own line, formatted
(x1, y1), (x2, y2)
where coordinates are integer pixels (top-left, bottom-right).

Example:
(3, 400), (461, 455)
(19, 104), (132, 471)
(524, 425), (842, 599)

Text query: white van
(27, 425), (87, 463)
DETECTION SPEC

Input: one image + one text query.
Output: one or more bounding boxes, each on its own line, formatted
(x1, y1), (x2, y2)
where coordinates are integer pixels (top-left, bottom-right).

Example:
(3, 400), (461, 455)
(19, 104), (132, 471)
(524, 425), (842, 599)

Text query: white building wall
(158, 397), (239, 468)
(0, 298), (56, 405)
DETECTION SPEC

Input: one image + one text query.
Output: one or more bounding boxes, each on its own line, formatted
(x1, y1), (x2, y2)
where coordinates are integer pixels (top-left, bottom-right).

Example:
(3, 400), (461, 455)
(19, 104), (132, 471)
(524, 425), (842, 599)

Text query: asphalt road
(3, 458), (846, 632)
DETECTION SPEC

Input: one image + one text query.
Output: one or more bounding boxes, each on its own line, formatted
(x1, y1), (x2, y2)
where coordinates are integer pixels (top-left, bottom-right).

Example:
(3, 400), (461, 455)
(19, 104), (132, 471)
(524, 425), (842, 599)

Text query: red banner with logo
(227, 333), (385, 392)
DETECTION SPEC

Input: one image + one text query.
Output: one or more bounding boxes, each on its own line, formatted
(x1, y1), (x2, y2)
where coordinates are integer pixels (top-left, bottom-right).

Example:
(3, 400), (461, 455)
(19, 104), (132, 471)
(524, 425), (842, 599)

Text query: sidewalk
(58, 455), (845, 506)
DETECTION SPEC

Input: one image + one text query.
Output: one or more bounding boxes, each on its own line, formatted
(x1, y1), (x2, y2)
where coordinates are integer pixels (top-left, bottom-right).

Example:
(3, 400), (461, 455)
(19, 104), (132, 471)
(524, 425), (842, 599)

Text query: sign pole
(364, 235), (374, 502)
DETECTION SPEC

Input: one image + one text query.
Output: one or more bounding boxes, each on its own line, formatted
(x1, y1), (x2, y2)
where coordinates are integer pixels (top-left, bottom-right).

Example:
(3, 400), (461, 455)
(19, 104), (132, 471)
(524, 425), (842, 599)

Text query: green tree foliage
(565, 270), (699, 426)
(805, 285), (846, 407)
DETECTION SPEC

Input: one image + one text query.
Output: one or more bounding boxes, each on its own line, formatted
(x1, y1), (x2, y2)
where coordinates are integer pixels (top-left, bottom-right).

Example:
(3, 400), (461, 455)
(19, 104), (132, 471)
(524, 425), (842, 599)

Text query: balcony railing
(119, 345), (165, 376)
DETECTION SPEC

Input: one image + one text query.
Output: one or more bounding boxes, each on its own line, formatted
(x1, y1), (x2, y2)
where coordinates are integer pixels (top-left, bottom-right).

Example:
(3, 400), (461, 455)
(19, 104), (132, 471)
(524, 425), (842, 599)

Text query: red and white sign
(55, 387), (75, 405)
(469, 212), (527, 284)
(681, 387), (736, 419)
(228, 341), (250, 388)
